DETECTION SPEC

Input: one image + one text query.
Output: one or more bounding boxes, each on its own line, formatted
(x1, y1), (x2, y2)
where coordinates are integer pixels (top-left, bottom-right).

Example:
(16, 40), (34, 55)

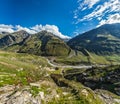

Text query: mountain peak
(14, 30), (29, 35)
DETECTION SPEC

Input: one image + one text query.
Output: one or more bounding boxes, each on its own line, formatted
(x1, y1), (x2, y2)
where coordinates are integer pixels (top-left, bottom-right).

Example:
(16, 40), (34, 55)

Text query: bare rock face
(95, 89), (120, 104)
(0, 85), (42, 104)
(0, 85), (16, 103)
(0, 80), (58, 104)
(64, 65), (120, 96)
(6, 91), (41, 104)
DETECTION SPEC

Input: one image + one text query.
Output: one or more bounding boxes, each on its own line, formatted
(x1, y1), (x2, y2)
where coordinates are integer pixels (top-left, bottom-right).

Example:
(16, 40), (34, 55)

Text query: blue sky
(0, 0), (120, 38)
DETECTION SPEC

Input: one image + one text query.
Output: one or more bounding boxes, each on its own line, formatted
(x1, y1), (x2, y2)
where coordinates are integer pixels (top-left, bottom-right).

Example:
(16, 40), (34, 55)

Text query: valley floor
(0, 50), (120, 104)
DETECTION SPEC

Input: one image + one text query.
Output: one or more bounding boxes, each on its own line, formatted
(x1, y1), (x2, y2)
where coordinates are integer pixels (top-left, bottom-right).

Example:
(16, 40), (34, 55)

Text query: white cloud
(87, 0), (120, 19)
(81, 0), (100, 9)
(0, 24), (14, 33)
(74, 0), (120, 24)
(31, 24), (71, 39)
(98, 13), (120, 27)
(73, 0), (100, 19)
(15, 25), (36, 34)
(0, 24), (70, 39)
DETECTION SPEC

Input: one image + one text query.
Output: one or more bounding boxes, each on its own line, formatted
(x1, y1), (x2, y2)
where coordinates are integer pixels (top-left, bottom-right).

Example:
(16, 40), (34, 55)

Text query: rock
(39, 92), (44, 100)
(115, 88), (120, 95)
(95, 89), (120, 104)
(64, 65), (120, 96)
(62, 92), (68, 96)
(30, 83), (41, 87)
(81, 89), (88, 97)
(0, 85), (42, 104)
(6, 90), (42, 104)
(0, 85), (15, 93)
(114, 99), (120, 104)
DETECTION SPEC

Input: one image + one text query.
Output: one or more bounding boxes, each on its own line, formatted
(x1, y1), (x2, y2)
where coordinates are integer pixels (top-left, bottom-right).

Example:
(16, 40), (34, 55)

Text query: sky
(0, 0), (120, 39)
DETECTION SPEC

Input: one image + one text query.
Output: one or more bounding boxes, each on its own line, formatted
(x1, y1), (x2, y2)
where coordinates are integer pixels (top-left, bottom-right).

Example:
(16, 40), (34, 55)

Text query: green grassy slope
(19, 31), (71, 56)
(68, 23), (120, 55)
(0, 50), (120, 104)
(54, 50), (110, 65)
(0, 50), (50, 87)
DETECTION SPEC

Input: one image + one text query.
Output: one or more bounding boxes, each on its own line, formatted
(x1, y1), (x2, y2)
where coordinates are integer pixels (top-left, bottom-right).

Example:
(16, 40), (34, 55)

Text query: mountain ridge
(68, 23), (120, 54)
(18, 30), (71, 56)
(0, 30), (71, 56)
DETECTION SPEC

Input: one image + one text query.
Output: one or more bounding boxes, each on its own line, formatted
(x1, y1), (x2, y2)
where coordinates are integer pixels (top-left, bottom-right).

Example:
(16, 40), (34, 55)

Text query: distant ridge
(68, 23), (120, 54)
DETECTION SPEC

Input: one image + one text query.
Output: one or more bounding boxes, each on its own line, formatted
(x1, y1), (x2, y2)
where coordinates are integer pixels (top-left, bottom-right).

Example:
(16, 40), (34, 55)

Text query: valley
(0, 50), (120, 104)
(0, 23), (120, 104)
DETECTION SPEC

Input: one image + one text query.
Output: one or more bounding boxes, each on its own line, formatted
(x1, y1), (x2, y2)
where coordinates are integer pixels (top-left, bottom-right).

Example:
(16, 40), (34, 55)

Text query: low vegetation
(0, 50), (120, 104)
(54, 51), (110, 65)
(0, 51), (50, 87)
(64, 65), (120, 96)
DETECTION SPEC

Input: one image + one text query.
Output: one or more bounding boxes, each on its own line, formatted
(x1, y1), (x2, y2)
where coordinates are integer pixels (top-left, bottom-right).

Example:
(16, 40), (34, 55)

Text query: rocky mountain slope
(18, 31), (71, 56)
(0, 29), (115, 65)
(68, 23), (120, 54)
(0, 24), (120, 103)
(0, 30), (71, 56)
(0, 30), (29, 48)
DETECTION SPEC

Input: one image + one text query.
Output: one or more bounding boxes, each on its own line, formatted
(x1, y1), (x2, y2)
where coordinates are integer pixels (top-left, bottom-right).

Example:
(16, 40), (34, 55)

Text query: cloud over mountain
(31, 25), (70, 39)
(0, 24), (70, 39)
(0, 24), (14, 33)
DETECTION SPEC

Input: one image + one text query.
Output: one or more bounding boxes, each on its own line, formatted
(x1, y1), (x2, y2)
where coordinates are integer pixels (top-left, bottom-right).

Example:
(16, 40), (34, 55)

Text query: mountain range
(0, 23), (120, 104)
(0, 30), (71, 56)
(0, 23), (120, 56)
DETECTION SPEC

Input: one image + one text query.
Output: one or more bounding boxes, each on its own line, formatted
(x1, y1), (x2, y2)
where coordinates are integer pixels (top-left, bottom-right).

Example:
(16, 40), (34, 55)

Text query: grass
(105, 54), (120, 64)
(0, 50), (120, 103)
(51, 74), (103, 104)
(54, 51), (110, 65)
(30, 86), (41, 96)
(64, 65), (120, 96)
(0, 51), (77, 102)
(0, 50), (50, 87)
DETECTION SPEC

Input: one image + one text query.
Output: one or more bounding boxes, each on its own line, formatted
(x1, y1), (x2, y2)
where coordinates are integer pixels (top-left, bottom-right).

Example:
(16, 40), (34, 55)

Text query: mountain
(68, 23), (120, 54)
(0, 30), (29, 48)
(0, 30), (71, 56)
(18, 31), (71, 56)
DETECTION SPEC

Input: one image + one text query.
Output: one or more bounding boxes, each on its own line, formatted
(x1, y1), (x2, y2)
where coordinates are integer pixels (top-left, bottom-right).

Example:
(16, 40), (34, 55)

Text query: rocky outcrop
(0, 80), (58, 104)
(64, 65), (120, 96)
(51, 68), (120, 104)
(51, 74), (104, 104)
(0, 85), (42, 104)
(95, 89), (120, 104)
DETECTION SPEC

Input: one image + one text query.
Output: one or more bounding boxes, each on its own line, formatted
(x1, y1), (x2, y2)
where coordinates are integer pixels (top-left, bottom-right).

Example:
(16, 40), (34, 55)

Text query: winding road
(46, 58), (107, 69)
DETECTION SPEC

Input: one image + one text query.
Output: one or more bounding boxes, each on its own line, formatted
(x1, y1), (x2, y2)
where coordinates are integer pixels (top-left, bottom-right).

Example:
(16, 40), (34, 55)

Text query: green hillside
(0, 50), (120, 103)
(19, 31), (71, 56)
(68, 23), (120, 55)
(0, 31), (71, 56)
